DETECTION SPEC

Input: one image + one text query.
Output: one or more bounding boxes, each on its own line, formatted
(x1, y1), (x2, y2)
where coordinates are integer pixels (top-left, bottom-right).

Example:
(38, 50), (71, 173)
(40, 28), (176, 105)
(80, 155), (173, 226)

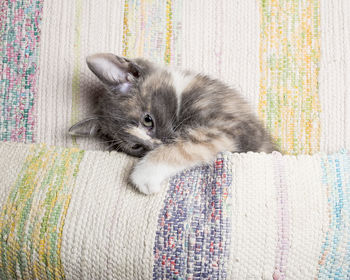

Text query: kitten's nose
(143, 140), (160, 151)
(152, 141), (162, 149)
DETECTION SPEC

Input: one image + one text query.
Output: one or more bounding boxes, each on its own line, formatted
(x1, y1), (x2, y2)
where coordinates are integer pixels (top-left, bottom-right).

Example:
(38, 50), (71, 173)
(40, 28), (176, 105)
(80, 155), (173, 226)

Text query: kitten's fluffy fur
(69, 53), (278, 194)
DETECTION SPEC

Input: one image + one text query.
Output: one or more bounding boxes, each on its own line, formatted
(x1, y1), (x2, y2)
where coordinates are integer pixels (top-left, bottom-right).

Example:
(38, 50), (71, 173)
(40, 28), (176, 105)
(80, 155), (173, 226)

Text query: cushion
(1, 142), (350, 279)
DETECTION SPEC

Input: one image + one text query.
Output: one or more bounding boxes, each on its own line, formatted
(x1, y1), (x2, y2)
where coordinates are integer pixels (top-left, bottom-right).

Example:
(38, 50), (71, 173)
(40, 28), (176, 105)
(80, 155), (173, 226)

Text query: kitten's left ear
(86, 53), (140, 92)
(68, 117), (100, 137)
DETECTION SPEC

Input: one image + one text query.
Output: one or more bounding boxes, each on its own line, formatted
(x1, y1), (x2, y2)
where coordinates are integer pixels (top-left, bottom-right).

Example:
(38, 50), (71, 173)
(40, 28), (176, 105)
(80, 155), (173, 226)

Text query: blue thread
(153, 154), (232, 279)
(318, 152), (350, 279)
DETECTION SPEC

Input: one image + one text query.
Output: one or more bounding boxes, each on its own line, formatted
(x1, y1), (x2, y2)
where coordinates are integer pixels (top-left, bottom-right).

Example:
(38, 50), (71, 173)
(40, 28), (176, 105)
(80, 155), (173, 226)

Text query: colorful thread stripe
(258, 0), (321, 155)
(70, 0), (83, 146)
(0, 144), (84, 279)
(317, 151), (350, 279)
(122, 0), (182, 66)
(153, 154), (232, 279)
(0, 0), (44, 143)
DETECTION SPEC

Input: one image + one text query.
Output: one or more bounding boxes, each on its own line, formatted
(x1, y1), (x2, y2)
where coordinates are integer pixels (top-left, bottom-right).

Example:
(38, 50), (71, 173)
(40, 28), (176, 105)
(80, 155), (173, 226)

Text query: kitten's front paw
(130, 160), (176, 195)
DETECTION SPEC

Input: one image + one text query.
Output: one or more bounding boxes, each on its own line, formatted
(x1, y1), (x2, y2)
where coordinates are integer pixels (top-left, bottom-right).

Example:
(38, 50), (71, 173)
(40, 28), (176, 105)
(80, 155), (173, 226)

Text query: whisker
(173, 113), (196, 132)
(104, 141), (123, 151)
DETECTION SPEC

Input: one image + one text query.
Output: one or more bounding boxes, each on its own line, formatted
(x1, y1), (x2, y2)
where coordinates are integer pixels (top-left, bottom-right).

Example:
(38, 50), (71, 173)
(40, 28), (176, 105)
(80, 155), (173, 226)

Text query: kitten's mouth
(129, 141), (157, 157)
(161, 137), (175, 144)
(131, 144), (143, 150)
(127, 144), (148, 158)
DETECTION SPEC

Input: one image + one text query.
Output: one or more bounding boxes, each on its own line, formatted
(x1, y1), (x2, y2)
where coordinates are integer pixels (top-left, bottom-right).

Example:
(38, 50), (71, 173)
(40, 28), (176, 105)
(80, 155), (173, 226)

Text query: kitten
(69, 53), (278, 195)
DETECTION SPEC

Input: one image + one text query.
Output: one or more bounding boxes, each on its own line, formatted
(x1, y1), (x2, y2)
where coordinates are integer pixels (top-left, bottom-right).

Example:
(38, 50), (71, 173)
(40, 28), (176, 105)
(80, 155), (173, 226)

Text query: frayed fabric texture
(1, 0), (350, 279)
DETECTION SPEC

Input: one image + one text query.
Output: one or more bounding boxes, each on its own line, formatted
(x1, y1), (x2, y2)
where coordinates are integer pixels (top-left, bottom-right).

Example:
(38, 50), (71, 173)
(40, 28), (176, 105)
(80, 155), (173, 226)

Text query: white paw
(130, 159), (177, 195)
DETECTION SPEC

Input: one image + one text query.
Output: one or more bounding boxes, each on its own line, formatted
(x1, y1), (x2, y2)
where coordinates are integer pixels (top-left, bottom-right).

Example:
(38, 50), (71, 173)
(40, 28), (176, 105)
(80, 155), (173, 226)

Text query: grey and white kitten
(69, 53), (278, 195)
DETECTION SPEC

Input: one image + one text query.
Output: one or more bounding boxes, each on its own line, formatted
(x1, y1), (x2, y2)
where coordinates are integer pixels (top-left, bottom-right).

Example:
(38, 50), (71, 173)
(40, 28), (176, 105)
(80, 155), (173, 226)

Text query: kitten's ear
(68, 117), (100, 137)
(86, 53), (140, 92)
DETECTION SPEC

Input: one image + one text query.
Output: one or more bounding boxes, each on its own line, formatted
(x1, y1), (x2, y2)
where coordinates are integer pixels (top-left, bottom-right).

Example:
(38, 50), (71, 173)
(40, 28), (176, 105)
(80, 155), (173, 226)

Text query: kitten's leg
(130, 130), (234, 194)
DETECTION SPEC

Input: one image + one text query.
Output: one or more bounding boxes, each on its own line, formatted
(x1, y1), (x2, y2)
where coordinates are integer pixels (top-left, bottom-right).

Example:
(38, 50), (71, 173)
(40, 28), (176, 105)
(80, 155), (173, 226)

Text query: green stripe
(0, 144), (84, 279)
(71, 0), (83, 146)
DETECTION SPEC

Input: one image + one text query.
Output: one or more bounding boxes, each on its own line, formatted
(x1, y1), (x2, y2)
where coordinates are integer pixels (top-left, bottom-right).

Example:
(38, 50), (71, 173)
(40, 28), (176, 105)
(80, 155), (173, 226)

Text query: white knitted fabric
(1, 142), (349, 279)
(319, 0), (350, 153)
(181, 1), (261, 111)
(36, 0), (125, 150)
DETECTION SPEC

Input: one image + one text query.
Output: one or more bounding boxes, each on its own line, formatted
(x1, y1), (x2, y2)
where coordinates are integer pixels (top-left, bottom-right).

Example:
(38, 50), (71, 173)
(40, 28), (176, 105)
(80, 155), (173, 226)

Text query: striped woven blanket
(1, 0), (350, 279)
(0, 143), (350, 279)
(1, 142), (350, 279)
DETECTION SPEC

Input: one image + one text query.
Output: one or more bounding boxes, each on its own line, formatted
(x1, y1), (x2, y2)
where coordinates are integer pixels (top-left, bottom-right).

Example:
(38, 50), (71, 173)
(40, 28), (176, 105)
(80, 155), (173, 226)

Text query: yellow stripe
(122, 0), (130, 57)
(0, 144), (84, 279)
(164, 0), (173, 64)
(258, 0), (321, 155)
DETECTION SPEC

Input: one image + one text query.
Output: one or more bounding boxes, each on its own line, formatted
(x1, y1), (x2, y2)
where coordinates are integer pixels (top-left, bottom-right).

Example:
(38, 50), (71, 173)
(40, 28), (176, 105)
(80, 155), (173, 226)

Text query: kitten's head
(69, 53), (181, 157)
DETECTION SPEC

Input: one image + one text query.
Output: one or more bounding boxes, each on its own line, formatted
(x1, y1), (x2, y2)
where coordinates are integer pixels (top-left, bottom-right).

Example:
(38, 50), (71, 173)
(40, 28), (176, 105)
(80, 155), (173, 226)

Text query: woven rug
(1, 0), (350, 279)
(1, 142), (350, 279)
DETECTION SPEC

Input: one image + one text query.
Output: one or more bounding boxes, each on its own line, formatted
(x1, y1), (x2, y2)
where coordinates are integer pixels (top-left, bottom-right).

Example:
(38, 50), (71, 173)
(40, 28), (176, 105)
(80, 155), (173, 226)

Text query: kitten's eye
(142, 114), (154, 128)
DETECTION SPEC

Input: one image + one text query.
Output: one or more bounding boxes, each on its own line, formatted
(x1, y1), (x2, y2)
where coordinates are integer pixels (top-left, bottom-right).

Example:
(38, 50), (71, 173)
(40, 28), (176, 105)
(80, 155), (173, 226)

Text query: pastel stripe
(122, 0), (130, 57)
(122, 0), (182, 66)
(258, 0), (321, 155)
(0, 0), (44, 142)
(153, 154), (232, 279)
(272, 153), (290, 280)
(0, 144), (84, 279)
(317, 151), (350, 279)
(164, 0), (173, 65)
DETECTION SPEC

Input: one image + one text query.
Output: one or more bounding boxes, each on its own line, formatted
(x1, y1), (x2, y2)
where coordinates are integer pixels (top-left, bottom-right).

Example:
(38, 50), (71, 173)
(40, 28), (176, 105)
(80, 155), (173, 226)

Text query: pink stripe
(272, 153), (290, 280)
(0, 0), (44, 143)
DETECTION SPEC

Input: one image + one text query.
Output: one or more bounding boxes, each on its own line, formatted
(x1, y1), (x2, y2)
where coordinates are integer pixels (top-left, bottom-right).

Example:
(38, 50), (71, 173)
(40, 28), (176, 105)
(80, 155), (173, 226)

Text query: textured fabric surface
(0, 142), (350, 279)
(1, 0), (350, 279)
(1, 0), (348, 154)
(319, 0), (350, 153)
